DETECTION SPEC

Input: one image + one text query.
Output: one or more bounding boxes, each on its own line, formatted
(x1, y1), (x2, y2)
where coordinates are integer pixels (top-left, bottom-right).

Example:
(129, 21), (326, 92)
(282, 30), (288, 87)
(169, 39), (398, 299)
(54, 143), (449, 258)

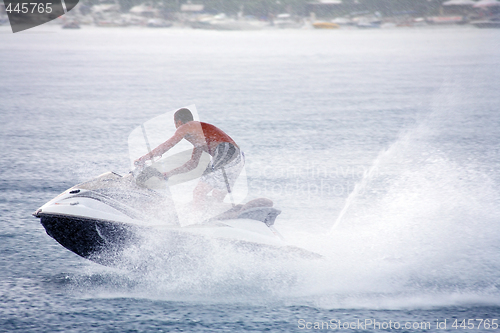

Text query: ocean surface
(1, 23), (500, 332)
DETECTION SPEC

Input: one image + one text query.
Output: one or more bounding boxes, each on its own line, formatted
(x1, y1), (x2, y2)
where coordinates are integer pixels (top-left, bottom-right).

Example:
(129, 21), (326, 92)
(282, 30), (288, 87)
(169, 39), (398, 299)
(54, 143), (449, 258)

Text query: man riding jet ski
(134, 107), (244, 208)
(33, 106), (319, 267)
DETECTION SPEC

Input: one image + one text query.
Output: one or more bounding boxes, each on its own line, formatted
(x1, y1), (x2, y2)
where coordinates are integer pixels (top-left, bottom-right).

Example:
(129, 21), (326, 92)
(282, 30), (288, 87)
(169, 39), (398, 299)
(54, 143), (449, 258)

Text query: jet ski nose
(33, 208), (42, 217)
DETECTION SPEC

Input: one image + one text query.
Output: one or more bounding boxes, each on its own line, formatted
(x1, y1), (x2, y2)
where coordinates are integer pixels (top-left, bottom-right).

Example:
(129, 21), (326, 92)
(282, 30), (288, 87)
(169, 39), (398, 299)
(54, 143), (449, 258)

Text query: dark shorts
(200, 142), (244, 190)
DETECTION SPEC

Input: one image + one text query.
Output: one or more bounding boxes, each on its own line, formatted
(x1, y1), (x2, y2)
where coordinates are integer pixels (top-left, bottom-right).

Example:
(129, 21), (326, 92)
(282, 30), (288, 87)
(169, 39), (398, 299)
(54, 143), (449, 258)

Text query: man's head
(174, 108), (194, 128)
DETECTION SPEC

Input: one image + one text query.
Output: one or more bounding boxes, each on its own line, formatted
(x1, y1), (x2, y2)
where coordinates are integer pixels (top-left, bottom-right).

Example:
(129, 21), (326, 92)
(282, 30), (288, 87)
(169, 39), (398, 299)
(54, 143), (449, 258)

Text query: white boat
(272, 13), (304, 29)
(471, 15), (500, 27)
(190, 13), (269, 30)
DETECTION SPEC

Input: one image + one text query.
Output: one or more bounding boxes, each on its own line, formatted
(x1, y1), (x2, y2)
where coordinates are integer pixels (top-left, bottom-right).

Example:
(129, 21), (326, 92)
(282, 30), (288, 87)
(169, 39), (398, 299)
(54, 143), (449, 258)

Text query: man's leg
(194, 181), (228, 203)
(212, 188), (228, 202)
(193, 180), (213, 207)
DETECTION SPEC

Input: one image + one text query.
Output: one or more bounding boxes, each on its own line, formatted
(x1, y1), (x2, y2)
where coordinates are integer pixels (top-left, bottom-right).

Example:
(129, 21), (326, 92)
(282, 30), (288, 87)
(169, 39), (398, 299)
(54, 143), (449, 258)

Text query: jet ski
(34, 106), (320, 267)
(33, 169), (294, 267)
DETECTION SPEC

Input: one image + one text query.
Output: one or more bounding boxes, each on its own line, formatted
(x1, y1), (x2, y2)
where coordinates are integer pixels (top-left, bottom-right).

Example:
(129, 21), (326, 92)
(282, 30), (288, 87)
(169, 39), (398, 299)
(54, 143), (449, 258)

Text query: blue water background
(1, 24), (500, 332)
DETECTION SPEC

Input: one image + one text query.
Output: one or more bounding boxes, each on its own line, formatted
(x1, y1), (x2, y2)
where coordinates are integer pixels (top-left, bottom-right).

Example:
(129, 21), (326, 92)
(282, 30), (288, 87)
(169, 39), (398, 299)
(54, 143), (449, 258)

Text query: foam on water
(70, 158), (500, 309)
(66, 83), (500, 310)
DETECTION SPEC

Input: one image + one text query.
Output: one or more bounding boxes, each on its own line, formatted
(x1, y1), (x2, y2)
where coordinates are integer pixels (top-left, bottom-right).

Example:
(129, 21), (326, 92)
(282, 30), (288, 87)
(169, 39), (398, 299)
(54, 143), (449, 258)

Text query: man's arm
(163, 146), (203, 178)
(135, 127), (185, 165)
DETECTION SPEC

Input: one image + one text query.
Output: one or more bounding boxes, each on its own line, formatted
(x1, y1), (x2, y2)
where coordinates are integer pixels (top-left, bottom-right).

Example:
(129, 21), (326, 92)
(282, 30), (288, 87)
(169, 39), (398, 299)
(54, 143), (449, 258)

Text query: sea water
(0, 24), (499, 332)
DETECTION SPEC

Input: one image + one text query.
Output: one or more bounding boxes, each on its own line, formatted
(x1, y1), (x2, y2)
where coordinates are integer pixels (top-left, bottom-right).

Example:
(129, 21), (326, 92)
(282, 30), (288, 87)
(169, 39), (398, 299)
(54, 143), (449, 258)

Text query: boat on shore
(62, 21), (81, 29)
(312, 21), (340, 29)
(471, 15), (500, 27)
(189, 13), (269, 30)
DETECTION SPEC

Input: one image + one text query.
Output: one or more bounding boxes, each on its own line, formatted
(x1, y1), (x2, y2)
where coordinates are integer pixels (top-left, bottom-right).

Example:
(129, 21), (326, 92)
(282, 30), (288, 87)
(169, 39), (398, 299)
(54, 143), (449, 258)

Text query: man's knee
(212, 189), (227, 201)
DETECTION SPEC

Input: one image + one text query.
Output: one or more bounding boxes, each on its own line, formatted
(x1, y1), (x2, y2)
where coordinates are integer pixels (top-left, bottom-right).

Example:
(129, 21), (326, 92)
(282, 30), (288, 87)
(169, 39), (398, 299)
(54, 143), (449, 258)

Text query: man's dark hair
(174, 108), (194, 124)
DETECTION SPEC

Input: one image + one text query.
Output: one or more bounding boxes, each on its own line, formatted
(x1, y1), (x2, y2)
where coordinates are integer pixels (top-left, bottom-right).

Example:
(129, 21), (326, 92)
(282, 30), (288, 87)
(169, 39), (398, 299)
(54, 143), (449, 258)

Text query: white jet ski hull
(33, 172), (301, 267)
